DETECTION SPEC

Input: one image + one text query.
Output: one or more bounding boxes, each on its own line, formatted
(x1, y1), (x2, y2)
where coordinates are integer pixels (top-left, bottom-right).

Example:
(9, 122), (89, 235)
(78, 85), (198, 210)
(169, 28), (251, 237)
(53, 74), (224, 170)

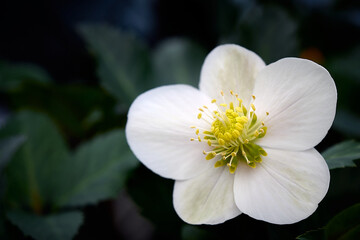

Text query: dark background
(1, 0), (360, 239)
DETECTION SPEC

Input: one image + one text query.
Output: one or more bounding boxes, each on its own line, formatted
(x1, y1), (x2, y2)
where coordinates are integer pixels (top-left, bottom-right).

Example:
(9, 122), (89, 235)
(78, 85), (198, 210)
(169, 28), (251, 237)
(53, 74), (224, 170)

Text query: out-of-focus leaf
(1, 110), (135, 213)
(222, 5), (299, 63)
(0, 111), (70, 212)
(0, 62), (51, 92)
(0, 135), (26, 173)
(55, 130), (138, 208)
(152, 39), (206, 87)
(322, 140), (360, 169)
(325, 203), (360, 239)
(77, 23), (151, 104)
(296, 229), (325, 240)
(0, 134), (26, 222)
(8, 82), (118, 140)
(7, 210), (83, 240)
(297, 203), (360, 240)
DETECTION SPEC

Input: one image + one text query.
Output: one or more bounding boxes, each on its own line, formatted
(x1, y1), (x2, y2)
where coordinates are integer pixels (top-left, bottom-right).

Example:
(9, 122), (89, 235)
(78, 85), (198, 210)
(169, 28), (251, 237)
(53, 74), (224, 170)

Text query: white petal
(126, 84), (216, 180)
(199, 44), (265, 106)
(253, 58), (337, 151)
(173, 167), (241, 224)
(234, 148), (330, 224)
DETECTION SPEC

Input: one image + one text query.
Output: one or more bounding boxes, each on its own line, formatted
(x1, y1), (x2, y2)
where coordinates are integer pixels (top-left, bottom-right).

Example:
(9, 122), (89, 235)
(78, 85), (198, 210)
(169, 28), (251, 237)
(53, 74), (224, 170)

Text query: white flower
(125, 44), (337, 225)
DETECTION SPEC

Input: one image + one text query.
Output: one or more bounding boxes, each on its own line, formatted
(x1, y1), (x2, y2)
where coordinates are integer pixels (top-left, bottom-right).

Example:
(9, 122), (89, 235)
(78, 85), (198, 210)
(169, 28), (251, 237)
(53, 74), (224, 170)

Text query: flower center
(191, 90), (268, 174)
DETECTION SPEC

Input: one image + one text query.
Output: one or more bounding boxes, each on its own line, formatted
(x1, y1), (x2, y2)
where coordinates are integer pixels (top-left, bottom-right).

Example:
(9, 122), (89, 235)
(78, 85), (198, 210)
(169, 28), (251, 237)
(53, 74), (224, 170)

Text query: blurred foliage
(0, 0), (360, 239)
(152, 38), (207, 87)
(0, 62), (51, 92)
(297, 203), (360, 240)
(0, 111), (137, 239)
(77, 24), (151, 105)
(7, 211), (83, 240)
(323, 140), (360, 169)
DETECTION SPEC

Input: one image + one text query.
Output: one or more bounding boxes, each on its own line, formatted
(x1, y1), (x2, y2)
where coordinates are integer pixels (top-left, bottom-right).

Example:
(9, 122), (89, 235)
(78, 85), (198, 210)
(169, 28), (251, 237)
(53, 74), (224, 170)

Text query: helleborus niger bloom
(126, 44), (337, 225)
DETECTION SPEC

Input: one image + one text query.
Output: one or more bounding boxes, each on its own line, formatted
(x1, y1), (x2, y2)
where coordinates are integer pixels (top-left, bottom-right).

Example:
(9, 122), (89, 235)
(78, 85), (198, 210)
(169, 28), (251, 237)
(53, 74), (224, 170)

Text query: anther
(251, 104), (256, 111)
(252, 95), (256, 100)
(211, 99), (216, 103)
(197, 113), (202, 119)
(220, 90), (224, 96)
(206, 151), (217, 160)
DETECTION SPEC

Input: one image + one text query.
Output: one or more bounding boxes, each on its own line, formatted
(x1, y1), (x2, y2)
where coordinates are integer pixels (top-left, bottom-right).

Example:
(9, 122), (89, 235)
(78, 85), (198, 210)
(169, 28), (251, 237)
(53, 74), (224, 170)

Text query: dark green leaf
(322, 140), (360, 169)
(152, 39), (206, 87)
(0, 62), (51, 92)
(55, 129), (138, 207)
(0, 135), (26, 173)
(78, 23), (151, 104)
(325, 203), (360, 239)
(0, 111), (70, 212)
(8, 82), (118, 140)
(297, 203), (360, 240)
(7, 210), (83, 240)
(296, 229), (325, 240)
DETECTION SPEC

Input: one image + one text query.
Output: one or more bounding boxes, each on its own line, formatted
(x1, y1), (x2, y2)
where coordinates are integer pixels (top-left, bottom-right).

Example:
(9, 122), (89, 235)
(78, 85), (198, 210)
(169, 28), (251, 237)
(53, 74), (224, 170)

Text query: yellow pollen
(191, 90), (268, 173)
